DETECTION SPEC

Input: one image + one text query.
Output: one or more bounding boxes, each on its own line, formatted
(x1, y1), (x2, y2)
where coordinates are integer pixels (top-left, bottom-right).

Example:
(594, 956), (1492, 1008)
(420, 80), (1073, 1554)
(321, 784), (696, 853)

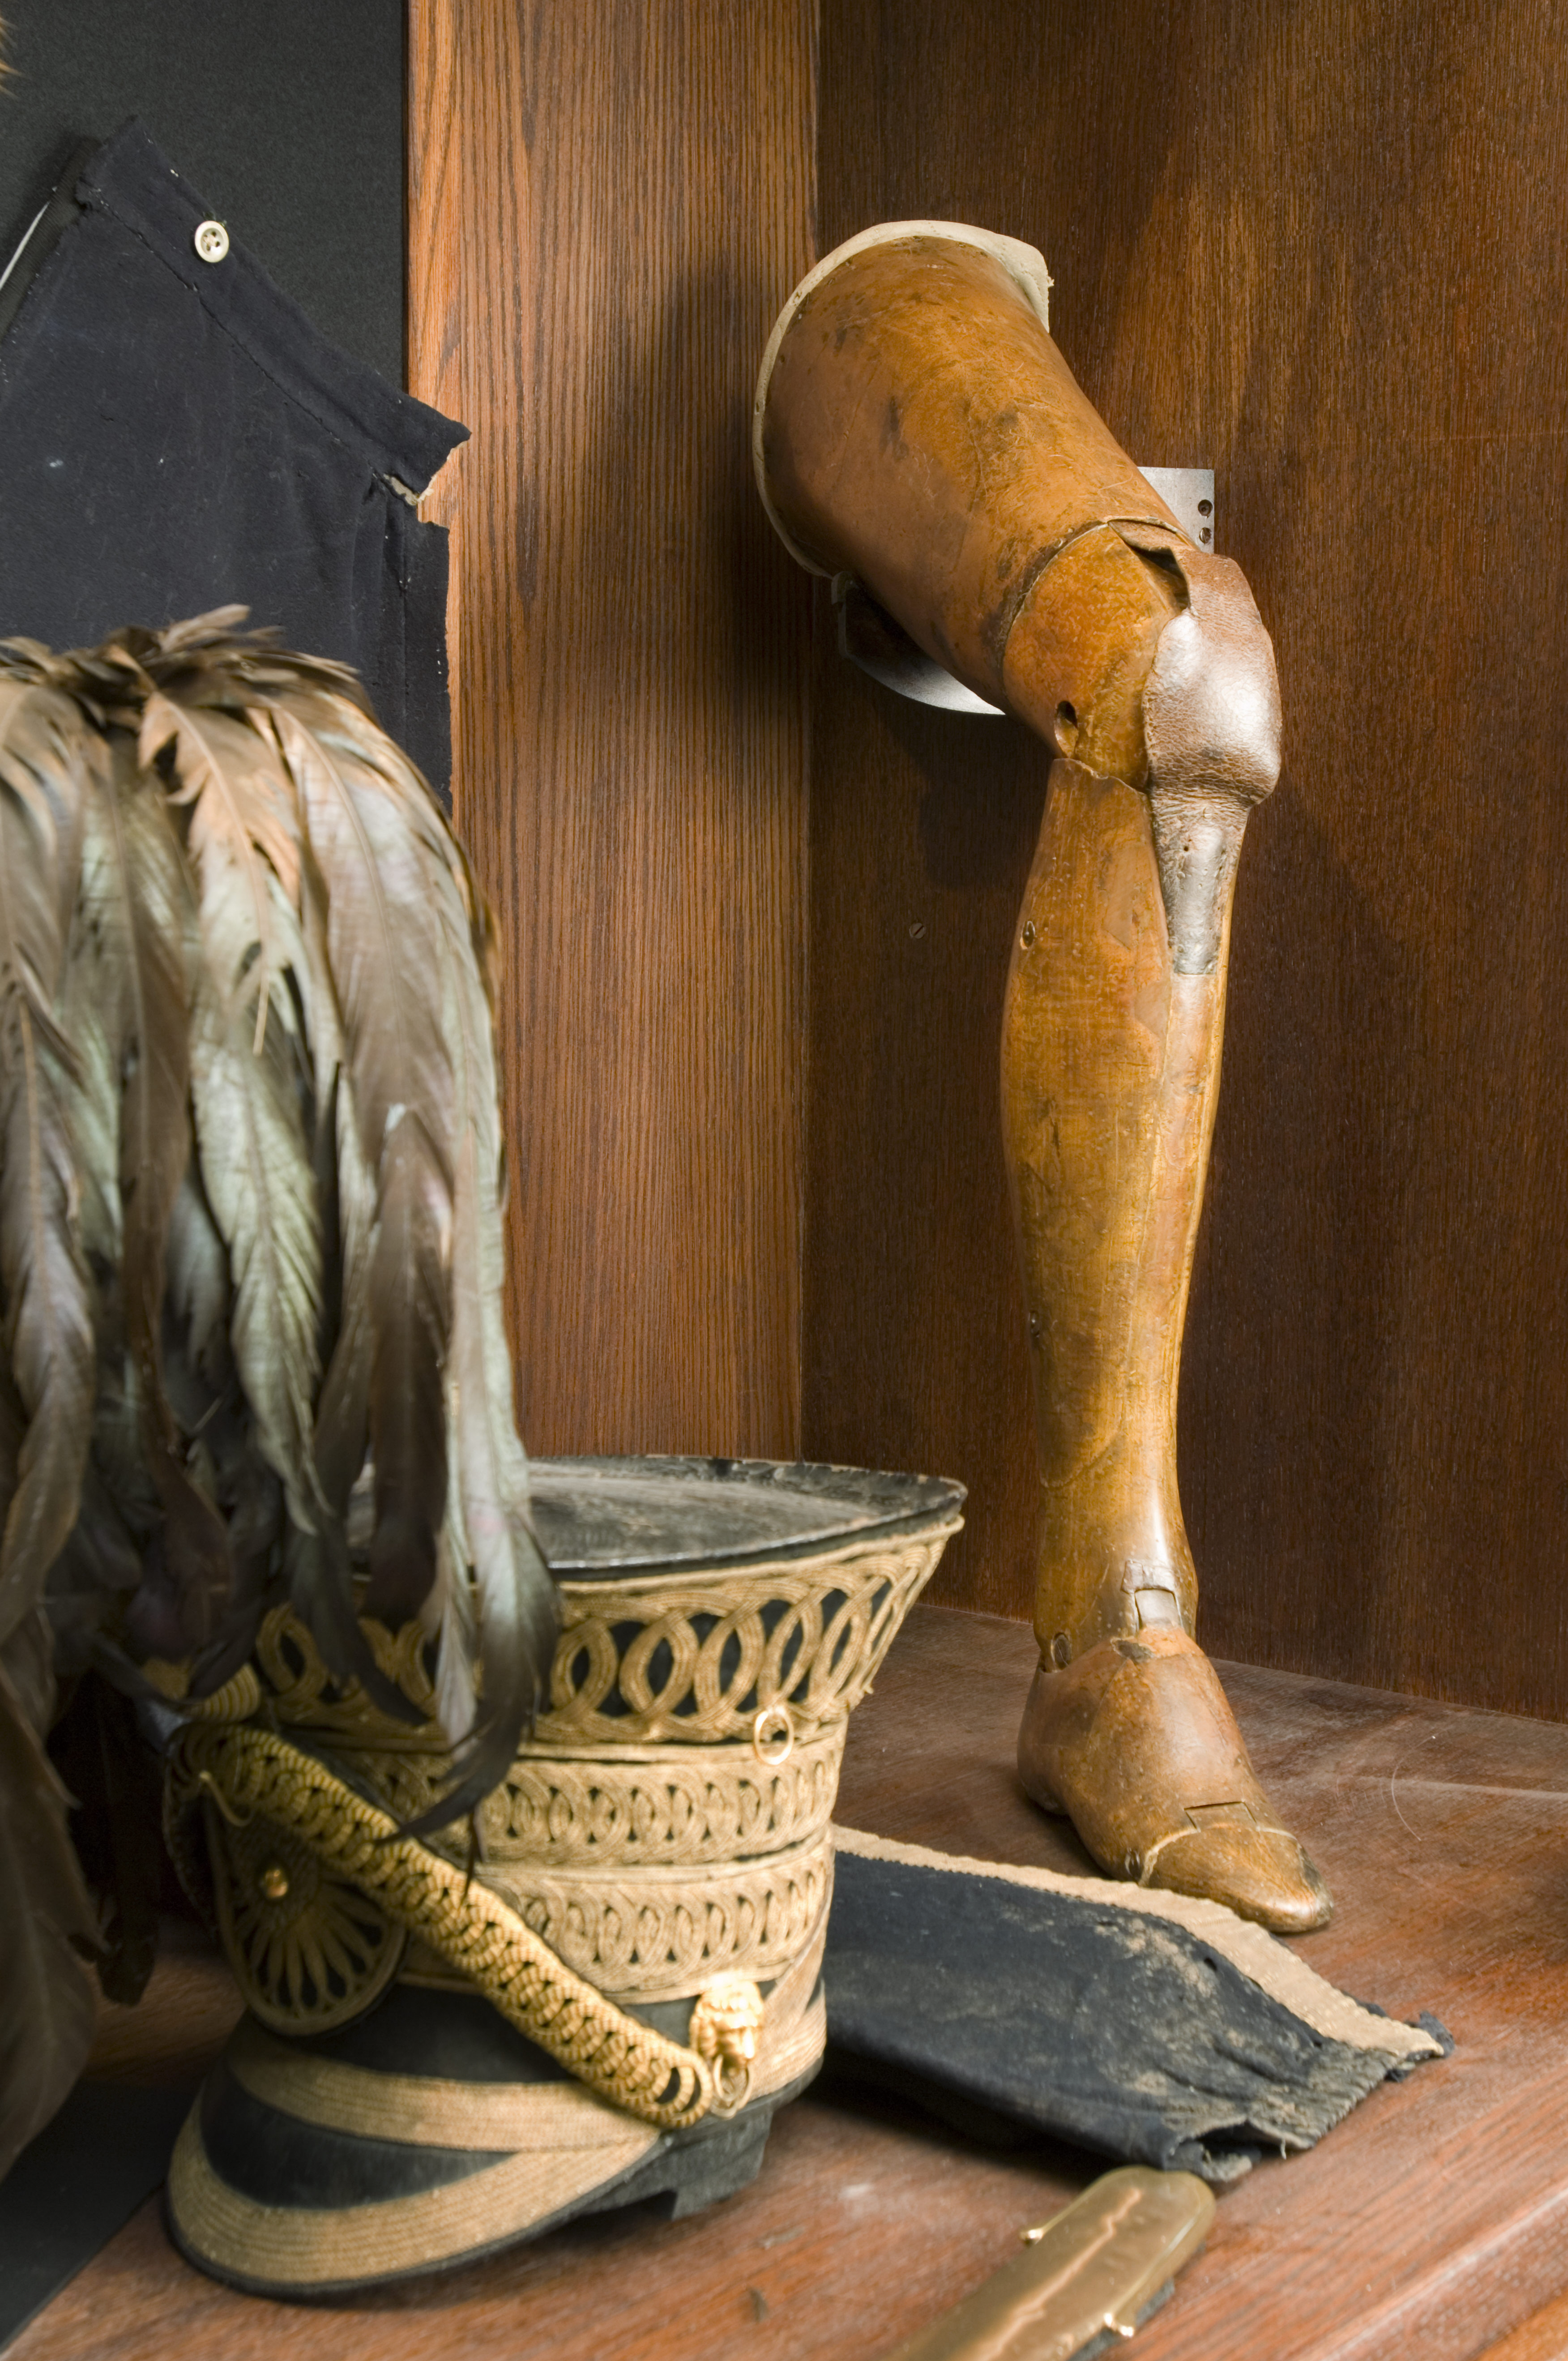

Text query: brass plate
(885, 2167), (1215, 2361)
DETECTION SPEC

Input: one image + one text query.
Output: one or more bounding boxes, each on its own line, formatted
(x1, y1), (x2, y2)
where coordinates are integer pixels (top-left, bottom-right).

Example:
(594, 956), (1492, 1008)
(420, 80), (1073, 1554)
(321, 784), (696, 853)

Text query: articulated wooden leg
(1007, 758), (1330, 1933)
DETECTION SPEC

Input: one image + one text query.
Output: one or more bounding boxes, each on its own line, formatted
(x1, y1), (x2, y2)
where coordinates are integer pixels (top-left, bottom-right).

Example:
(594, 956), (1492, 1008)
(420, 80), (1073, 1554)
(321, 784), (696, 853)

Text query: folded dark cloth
(824, 1828), (1447, 2185)
(0, 120), (465, 800)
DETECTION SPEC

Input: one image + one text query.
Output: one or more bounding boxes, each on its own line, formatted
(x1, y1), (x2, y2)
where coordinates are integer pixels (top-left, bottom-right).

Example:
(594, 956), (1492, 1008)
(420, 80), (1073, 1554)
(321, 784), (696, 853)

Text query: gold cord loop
(171, 1722), (714, 2132)
(195, 1768), (253, 1829)
(752, 1702), (795, 1767)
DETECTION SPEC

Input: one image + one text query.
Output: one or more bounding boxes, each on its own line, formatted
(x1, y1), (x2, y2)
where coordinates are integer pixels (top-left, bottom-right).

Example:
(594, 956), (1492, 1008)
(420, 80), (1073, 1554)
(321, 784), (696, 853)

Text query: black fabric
(287, 1985), (573, 2087)
(823, 1848), (1439, 2186)
(0, 2081), (194, 2352)
(0, 121), (467, 802)
(0, 0), (405, 384)
(273, 1974), (756, 2076)
(0, 141), (96, 349)
(199, 2066), (510, 2209)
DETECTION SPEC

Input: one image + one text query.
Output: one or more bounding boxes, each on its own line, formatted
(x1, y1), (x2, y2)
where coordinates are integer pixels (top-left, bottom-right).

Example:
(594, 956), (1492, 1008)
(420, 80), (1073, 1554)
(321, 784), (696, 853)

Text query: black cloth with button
(0, 120), (467, 802)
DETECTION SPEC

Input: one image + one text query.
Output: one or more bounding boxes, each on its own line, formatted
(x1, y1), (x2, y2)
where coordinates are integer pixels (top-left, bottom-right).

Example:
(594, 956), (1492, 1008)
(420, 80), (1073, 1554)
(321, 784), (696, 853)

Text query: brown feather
(140, 689), (298, 1052)
(0, 1303), (96, 2179)
(91, 741), (230, 1638)
(160, 1169), (283, 1690)
(0, 679), (95, 1651)
(411, 847), (556, 1828)
(156, 677), (323, 1546)
(0, 1276), (99, 2153)
(187, 902), (322, 1545)
(0, 1377), (52, 1737)
(0, 1665), (98, 2182)
(269, 693), (457, 1630)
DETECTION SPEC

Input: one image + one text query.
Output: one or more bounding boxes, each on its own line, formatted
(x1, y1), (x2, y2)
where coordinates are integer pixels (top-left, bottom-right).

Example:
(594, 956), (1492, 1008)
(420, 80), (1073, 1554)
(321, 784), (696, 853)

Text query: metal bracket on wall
(1135, 465), (1216, 552)
(836, 462), (1217, 714)
(832, 574), (1005, 715)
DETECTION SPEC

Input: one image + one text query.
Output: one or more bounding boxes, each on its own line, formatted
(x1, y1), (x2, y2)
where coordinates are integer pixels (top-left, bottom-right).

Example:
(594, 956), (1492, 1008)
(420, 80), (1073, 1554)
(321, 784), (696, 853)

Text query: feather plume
(140, 689), (298, 1051)
(83, 742), (228, 1644)
(0, 1318), (98, 2178)
(0, 614), (565, 2201)
(417, 849), (556, 1826)
(268, 695), (456, 1629)
(0, 1665), (98, 2182)
(43, 740), (167, 1665)
(269, 684), (556, 1814)
(151, 655), (410, 1713)
(0, 678), (95, 1651)
(186, 884), (322, 1545)
(150, 667), (321, 1542)
(163, 1162), (232, 1399)
(51, 787), (120, 1283)
(292, 834), (375, 1536)
(0, 1376), (52, 1737)
(158, 1168), (283, 1691)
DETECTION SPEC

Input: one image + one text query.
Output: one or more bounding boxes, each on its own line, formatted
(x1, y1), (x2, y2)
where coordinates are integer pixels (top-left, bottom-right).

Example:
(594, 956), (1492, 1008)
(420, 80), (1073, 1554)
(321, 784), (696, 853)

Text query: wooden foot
(1017, 1630), (1333, 1934)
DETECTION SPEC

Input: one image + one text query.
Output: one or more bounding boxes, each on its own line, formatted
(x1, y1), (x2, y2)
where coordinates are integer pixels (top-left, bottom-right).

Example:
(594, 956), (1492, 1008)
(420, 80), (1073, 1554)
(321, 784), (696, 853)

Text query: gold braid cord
(171, 1722), (715, 2133)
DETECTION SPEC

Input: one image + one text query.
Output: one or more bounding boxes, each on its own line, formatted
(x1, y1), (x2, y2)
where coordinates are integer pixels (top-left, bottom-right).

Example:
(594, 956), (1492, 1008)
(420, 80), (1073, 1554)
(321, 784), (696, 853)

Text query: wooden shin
(1005, 759), (1222, 1669)
(1007, 759), (1330, 1933)
(755, 222), (1331, 1931)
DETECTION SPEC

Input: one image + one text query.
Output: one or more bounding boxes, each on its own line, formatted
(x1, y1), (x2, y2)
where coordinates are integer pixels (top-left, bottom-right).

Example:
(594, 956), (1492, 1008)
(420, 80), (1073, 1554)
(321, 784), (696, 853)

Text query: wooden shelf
(16, 1604), (1568, 2361)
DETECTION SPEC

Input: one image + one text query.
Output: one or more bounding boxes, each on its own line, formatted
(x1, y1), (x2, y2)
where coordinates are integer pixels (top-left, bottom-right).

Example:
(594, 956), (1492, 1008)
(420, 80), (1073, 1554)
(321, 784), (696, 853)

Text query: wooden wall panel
(407, 0), (815, 1460)
(807, 0), (1568, 1717)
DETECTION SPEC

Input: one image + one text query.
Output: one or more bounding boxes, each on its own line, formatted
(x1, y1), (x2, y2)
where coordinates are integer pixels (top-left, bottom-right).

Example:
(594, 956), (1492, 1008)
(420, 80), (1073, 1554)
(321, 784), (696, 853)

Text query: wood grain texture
(806, 0), (1568, 1718)
(19, 1609), (1568, 2359)
(1475, 2284), (1568, 2361)
(407, 0), (815, 1460)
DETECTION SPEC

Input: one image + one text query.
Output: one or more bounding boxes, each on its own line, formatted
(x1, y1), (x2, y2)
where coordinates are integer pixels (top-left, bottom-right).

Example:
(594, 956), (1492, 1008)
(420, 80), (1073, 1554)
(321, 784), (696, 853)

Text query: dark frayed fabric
(0, 121), (466, 804)
(824, 1839), (1448, 2186)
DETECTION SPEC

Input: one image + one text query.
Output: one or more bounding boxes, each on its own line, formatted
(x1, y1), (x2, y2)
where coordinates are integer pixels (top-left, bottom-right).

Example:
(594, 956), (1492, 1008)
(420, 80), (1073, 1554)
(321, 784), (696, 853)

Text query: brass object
(200, 1800), (406, 2036)
(753, 1702), (796, 1766)
(688, 1973), (766, 2113)
(884, 2168), (1214, 2361)
(756, 224), (1329, 1932)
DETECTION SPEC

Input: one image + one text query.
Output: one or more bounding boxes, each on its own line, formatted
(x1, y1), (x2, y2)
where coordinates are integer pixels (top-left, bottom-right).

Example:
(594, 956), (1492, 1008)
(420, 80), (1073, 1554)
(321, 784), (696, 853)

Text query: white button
(194, 220), (229, 264)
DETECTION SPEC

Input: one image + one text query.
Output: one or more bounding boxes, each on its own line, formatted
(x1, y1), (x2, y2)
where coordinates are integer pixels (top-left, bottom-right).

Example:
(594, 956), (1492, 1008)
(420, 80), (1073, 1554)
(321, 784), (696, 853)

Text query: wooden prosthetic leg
(755, 221), (1330, 1932)
(1006, 565), (1329, 1934)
